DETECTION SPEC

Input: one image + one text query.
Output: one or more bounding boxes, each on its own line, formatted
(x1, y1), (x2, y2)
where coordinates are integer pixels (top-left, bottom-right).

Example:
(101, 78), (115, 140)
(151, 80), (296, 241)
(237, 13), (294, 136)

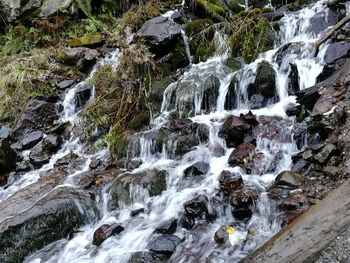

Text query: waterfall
(10, 0), (339, 262)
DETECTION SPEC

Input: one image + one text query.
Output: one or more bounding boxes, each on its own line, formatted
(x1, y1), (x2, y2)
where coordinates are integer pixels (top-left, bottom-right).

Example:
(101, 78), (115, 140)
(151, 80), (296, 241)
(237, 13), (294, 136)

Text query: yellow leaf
(227, 226), (235, 235)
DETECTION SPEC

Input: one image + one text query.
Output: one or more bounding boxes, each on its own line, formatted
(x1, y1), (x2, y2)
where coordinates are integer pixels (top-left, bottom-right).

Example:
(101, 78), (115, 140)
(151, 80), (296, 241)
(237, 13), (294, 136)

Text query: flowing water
(3, 0), (342, 262)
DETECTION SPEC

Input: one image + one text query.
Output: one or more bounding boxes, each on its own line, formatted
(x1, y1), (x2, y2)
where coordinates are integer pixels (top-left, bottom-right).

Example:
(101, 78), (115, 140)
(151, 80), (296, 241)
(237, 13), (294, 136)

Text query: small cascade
(181, 30), (193, 65)
(17, 0), (343, 262)
(0, 50), (121, 202)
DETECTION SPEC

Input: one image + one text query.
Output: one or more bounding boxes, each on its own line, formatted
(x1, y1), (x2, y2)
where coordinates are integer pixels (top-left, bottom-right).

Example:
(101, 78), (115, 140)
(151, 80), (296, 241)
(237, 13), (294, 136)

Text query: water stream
(3, 0), (342, 262)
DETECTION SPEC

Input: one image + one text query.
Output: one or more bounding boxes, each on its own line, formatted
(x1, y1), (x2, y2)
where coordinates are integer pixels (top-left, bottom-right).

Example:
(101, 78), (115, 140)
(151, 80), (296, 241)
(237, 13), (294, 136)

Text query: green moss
(227, 2), (245, 14)
(68, 33), (104, 47)
(184, 19), (214, 37)
(127, 112), (150, 131)
(107, 124), (129, 159)
(190, 0), (227, 21)
(194, 41), (216, 63)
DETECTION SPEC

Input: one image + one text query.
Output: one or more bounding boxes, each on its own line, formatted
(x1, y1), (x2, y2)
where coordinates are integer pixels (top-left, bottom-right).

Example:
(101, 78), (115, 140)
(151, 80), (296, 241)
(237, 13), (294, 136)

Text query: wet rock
(275, 43), (303, 66)
(214, 225), (230, 244)
(42, 134), (62, 153)
(324, 41), (350, 64)
(0, 139), (17, 176)
(57, 79), (76, 90)
(248, 61), (277, 106)
(288, 63), (300, 95)
(178, 213), (195, 230)
(218, 170), (243, 195)
(155, 218), (177, 235)
(55, 152), (78, 167)
(219, 112), (258, 148)
(285, 103), (302, 117)
(137, 16), (182, 46)
(128, 251), (162, 263)
(0, 125), (11, 140)
(131, 208), (145, 217)
(12, 99), (59, 139)
(148, 234), (181, 256)
(307, 10), (338, 36)
(184, 195), (208, 218)
(275, 171), (304, 188)
(279, 193), (309, 212)
(92, 224), (124, 246)
(155, 120), (209, 158)
(12, 131), (43, 151)
(314, 144), (338, 164)
(230, 188), (258, 221)
(249, 94), (265, 109)
(29, 141), (51, 169)
(0, 174), (89, 263)
(228, 142), (256, 168)
(108, 170), (167, 210)
(75, 84), (91, 108)
(183, 162), (210, 177)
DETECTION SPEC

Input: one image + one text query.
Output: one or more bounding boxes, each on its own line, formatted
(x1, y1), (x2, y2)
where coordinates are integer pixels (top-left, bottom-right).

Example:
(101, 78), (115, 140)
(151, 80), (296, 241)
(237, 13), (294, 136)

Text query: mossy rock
(227, 2), (245, 13)
(149, 77), (173, 112)
(184, 19), (214, 37)
(127, 112), (150, 131)
(68, 33), (104, 48)
(108, 170), (168, 210)
(193, 42), (216, 63)
(186, 0), (227, 21)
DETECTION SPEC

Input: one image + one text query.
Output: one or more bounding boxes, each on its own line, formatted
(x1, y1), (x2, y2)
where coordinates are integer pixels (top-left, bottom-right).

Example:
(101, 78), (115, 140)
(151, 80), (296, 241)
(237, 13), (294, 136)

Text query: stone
(248, 61), (277, 106)
(275, 171), (304, 188)
(12, 131), (43, 151)
(57, 79), (76, 90)
(230, 188), (258, 221)
(75, 84), (91, 108)
(147, 234), (181, 256)
(130, 208), (145, 217)
(219, 113), (257, 148)
(108, 170), (167, 210)
(29, 141), (51, 169)
(42, 134), (62, 153)
(155, 218), (177, 235)
(12, 99), (59, 139)
(0, 125), (11, 140)
(128, 252), (161, 263)
(0, 139), (17, 175)
(218, 170), (243, 195)
(288, 63), (300, 95)
(324, 41), (350, 64)
(228, 142), (256, 167)
(314, 144), (338, 164)
(0, 173), (89, 262)
(183, 162), (210, 177)
(184, 195), (208, 218)
(137, 16), (182, 46)
(178, 213), (195, 230)
(68, 33), (104, 48)
(214, 225), (229, 244)
(307, 10), (338, 36)
(279, 193), (309, 211)
(92, 224), (124, 246)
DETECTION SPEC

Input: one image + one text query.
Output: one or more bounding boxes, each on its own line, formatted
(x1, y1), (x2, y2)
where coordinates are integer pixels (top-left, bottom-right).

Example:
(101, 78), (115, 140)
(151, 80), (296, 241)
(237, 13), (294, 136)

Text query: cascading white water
(0, 50), (121, 202)
(24, 1), (339, 262)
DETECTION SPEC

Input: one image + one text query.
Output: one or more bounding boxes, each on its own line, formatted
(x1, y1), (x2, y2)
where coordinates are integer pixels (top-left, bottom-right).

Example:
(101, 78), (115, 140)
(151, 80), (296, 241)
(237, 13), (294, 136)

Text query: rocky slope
(0, 0), (350, 262)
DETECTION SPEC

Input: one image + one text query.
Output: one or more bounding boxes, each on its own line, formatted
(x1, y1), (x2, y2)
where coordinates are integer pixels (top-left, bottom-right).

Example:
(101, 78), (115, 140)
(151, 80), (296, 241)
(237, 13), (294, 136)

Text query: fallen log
(240, 179), (350, 263)
(315, 13), (350, 53)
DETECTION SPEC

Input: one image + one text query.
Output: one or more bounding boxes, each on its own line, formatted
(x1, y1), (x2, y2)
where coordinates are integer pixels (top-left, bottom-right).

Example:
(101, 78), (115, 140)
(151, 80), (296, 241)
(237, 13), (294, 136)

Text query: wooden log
(240, 179), (350, 263)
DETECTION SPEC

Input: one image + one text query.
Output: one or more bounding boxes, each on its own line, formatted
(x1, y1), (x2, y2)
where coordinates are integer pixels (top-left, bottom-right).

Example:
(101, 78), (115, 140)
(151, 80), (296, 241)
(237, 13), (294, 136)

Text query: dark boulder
(219, 112), (258, 148)
(218, 170), (243, 195)
(214, 225), (230, 244)
(288, 63), (300, 95)
(278, 193), (309, 212)
(63, 47), (100, 73)
(29, 141), (52, 169)
(137, 16), (182, 47)
(155, 218), (177, 235)
(228, 143), (256, 167)
(183, 195), (208, 218)
(0, 172), (90, 263)
(183, 162), (210, 177)
(92, 224), (124, 246)
(248, 61), (277, 107)
(230, 188), (258, 221)
(0, 139), (17, 184)
(12, 131), (43, 151)
(147, 234), (181, 256)
(108, 170), (167, 210)
(75, 84), (92, 108)
(42, 134), (62, 153)
(178, 213), (195, 230)
(128, 251), (163, 263)
(307, 10), (338, 36)
(12, 99), (59, 139)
